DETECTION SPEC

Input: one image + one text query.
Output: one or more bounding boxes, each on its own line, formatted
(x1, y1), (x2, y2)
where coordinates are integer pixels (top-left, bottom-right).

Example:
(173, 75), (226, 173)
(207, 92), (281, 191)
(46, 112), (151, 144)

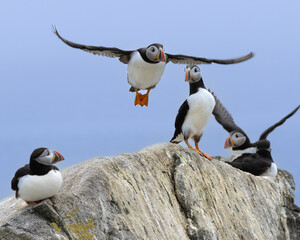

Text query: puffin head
(145, 43), (165, 63)
(184, 65), (201, 83)
(256, 140), (271, 151)
(224, 131), (247, 149)
(30, 147), (64, 165)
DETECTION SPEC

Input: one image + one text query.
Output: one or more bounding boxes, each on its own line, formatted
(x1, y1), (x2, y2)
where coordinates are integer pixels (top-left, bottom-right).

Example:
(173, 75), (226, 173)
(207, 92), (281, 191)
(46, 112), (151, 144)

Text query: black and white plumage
(53, 26), (253, 106)
(11, 148), (64, 204)
(170, 65), (215, 160)
(226, 140), (277, 177)
(212, 92), (299, 176)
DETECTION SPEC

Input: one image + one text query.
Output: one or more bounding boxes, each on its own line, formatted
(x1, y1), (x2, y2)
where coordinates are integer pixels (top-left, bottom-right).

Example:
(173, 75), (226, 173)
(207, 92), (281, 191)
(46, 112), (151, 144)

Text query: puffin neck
(189, 78), (205, 95)
(257, 149), (273, 160)
(29, 160), (52, 175)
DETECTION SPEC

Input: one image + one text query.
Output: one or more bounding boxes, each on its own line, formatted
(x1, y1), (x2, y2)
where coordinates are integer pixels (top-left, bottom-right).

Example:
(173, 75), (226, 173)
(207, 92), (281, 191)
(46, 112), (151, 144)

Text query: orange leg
(140, 88), (151, 106)
(195, 142), (213, 160)
(26, 200), (41, 204)
(134, 90), (143, 106)
(184, 139), (200, 153)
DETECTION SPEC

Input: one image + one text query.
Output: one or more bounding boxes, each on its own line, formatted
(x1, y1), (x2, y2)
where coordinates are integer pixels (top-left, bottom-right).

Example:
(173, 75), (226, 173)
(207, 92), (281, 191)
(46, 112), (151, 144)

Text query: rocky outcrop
(0, 143), (299, 240)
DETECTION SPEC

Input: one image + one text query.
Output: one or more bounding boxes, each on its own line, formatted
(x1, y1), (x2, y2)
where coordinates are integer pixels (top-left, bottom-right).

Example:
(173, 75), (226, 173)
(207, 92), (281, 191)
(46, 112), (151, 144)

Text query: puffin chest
(17, 170), (63, 201)
(127, 51), (166, 90)
(183, 89), (215, 132)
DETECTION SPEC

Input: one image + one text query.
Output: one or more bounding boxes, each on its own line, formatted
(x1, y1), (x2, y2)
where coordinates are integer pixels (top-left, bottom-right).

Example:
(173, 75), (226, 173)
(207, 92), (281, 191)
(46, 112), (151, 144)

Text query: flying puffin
(226, 140), (277, 177)
(53, 26), (254, 106)
(170, 65), (215, 160)
(211, 92), (299, 161)
(11, 148), (64, 204)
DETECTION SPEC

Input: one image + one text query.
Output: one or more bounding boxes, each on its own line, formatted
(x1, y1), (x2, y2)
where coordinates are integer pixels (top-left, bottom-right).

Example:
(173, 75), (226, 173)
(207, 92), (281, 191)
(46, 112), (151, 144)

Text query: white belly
(127, 51), (166, 90)
(261, 162), (278, 177)
(18, 170), (63, 201)
(182, 89), (215, 138)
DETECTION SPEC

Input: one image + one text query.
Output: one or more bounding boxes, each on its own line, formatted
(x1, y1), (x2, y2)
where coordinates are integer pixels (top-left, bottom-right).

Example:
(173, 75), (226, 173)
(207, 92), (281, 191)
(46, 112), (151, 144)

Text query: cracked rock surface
(0, 143), (299, 239)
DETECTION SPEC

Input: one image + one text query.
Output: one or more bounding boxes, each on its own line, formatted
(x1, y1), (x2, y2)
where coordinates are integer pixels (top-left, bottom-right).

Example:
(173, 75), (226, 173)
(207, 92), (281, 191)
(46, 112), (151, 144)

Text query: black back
(226, 153), (272, 176)
(226, 141), (273, 176)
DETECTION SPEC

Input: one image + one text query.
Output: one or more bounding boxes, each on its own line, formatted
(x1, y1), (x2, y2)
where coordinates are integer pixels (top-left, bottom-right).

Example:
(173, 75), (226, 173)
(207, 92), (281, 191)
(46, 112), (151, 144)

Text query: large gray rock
(0, 143), (299, 240)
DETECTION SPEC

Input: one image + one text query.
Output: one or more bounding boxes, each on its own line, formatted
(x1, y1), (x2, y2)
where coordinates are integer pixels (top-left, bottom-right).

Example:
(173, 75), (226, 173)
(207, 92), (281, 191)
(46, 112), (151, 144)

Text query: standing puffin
(212, 92), (299, 161)
(11, 148), (64, 204)
(53, 26), (253, 106)
(170, 65), (215, 160)
(226, 140), (277, 177)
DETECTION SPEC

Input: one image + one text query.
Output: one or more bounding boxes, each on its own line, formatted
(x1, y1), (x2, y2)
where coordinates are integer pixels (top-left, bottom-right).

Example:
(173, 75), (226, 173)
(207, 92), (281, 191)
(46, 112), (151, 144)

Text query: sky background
(1, 1), (299, 205)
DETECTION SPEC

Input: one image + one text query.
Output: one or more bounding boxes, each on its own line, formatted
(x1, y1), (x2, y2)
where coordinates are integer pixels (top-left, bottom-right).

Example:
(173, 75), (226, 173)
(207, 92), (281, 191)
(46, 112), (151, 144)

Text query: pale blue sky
(1, 1), (299, 205)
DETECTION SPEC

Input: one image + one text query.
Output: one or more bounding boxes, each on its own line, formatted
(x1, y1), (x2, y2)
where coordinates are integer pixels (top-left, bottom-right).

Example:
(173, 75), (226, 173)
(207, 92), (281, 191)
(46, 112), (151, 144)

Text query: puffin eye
(235, 134), (239, 138)
(151, 47), (155, 52)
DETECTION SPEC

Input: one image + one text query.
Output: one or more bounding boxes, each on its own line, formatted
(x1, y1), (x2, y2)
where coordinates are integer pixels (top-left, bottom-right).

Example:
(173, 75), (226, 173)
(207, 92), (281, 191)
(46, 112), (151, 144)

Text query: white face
(35, 149), (54, 165)
(145, 45), (161, 62)
(230, 132), (247, 147)
(185, 65), (201, 83)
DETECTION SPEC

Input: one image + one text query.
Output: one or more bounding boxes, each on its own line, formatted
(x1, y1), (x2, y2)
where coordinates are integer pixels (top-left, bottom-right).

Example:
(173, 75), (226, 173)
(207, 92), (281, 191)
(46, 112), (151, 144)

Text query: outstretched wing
(166, 52), (254, 65)
(11, 164), (31, 198)
(210, 90), (246, 135)
(53, 26), (133, 64)
(170, 100), (189, 142)
(259, 105), (300, 140)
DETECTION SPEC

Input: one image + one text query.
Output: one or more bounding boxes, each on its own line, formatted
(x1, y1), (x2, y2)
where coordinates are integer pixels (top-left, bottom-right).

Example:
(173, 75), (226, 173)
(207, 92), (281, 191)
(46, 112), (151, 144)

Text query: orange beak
(52, 151), (65, 164)
(224, 136), (233, 149)
(160, 48), (165, 62)
(185, 69), (191, 82)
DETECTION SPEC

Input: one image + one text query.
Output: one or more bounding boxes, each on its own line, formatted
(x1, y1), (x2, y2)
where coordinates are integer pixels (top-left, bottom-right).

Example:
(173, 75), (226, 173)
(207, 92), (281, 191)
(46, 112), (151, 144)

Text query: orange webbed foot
(134, 91), (143, 106)
(199, 152), (213, 161)
(140, 94), (149, 106)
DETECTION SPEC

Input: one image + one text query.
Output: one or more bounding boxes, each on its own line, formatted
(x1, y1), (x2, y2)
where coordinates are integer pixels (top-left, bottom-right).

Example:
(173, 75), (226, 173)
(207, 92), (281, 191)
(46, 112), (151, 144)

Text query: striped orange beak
(224, 136), (233, 149)
(160, 48), (165, 62)
(185, 68), (191, 82)
(52, 151), (65, 164)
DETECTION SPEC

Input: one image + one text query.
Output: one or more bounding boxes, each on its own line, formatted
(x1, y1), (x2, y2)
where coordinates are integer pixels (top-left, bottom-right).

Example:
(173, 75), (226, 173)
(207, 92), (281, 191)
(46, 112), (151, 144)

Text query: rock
(0, 143), (299, 240)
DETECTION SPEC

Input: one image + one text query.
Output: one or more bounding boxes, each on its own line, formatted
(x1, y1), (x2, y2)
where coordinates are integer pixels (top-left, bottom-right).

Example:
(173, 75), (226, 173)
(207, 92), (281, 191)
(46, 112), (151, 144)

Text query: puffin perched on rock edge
(212, 92), (299, 158)
(11, 148), (64, 204)
(170, 65), (215, 160)
(53, 26), (254, 106)
(226, 140), (277, 177)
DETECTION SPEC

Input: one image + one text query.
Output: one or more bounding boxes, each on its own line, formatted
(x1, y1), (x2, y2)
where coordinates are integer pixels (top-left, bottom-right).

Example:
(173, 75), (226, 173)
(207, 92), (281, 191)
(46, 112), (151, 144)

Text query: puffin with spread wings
(53, 26), (253, 106)
(212, 92), (299, 161)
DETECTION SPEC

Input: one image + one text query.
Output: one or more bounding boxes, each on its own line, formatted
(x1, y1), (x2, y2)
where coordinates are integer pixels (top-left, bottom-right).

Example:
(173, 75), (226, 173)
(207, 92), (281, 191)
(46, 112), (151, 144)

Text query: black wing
(259, 105), (300, 140)
(210, 91), (248, 136)
(11, 164), (31, 198)
(53, 26), (133, 64)
(166, 52), (254, 65)
(170, 100), (189, 142)
(227, 154), (271, 176)
(51, 165), (59, 171)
